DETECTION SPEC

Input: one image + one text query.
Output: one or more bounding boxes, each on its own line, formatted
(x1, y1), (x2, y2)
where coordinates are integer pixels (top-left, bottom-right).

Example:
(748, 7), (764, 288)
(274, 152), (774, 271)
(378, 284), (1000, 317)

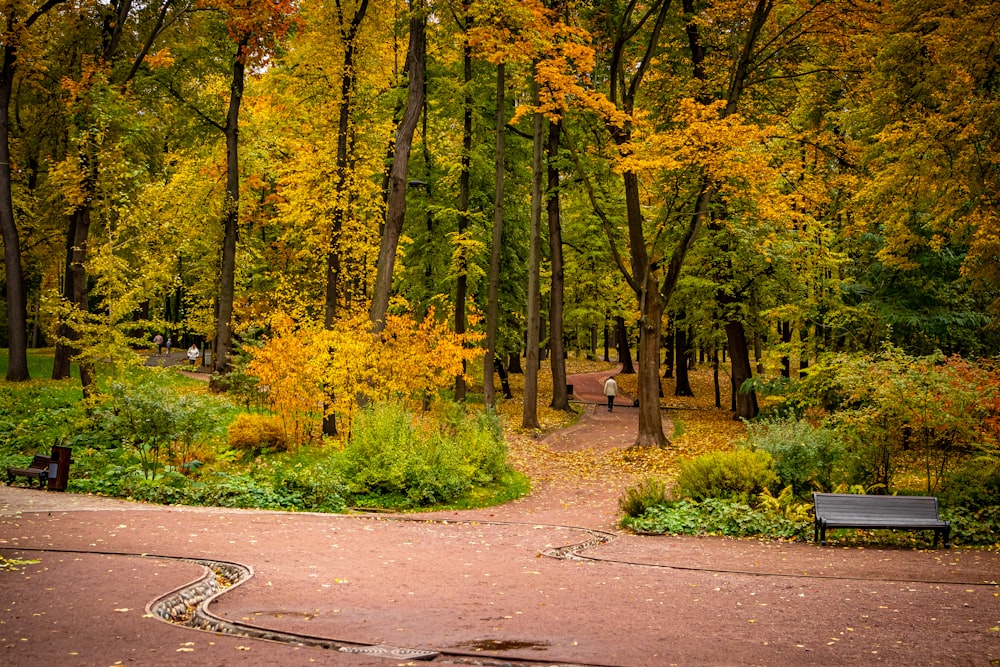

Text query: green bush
(619, 477), (669, 519)
(675, 449), (778, 502)
(623, 498), (810, 540)
(97, 374), (226, 479)
(267, 451), (348, 513)
(742, 418), (845, 498)
(339, 401), (511, 507)
(937, 460), (1000, 546)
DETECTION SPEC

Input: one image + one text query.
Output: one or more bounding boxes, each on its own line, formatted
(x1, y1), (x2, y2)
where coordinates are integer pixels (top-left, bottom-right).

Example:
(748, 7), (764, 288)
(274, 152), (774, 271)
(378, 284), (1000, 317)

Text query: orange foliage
(245, 309), (483, 441)
(197, 0), (302, 65)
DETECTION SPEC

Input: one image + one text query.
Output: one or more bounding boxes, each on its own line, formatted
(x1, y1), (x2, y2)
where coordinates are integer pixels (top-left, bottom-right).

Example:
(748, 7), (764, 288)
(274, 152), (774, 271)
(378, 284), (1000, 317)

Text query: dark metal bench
(7, 455), (53, 489)
(813, 492), (951, 547)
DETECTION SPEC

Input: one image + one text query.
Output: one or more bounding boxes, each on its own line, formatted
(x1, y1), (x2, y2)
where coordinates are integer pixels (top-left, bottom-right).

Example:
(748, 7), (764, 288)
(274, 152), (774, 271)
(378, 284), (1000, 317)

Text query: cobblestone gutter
(145, 557), (440, 660)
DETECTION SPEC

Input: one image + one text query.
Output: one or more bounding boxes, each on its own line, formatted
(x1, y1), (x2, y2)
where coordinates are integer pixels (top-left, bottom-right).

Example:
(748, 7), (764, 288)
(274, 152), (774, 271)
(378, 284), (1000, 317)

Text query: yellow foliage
(227, 413), (289, 456)
(145, 49), (175, 69)
(245, 309), (483, 440)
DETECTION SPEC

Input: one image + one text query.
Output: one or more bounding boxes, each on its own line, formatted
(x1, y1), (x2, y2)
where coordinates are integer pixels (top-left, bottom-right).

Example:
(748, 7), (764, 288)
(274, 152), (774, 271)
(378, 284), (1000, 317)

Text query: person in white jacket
(603, 376), (618, 412)
(186, 344), (200, 366)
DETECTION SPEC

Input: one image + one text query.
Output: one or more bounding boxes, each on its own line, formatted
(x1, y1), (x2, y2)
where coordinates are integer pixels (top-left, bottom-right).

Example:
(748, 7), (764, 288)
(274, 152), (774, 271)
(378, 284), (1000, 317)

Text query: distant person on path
(187, 344), (200, 366)
(165, 337), (172, 356)
(603, 376), (618, 412)
(153, 333), (164, 355)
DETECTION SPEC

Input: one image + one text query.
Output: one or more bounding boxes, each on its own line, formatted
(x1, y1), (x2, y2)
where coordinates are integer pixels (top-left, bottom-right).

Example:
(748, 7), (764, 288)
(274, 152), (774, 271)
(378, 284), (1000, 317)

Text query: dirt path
(2, 371), (999, 667)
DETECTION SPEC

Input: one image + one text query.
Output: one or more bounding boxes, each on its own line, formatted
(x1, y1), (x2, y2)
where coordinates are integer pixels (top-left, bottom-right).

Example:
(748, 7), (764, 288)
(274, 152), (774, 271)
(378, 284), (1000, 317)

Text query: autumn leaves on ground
(495, 357), (744, 513)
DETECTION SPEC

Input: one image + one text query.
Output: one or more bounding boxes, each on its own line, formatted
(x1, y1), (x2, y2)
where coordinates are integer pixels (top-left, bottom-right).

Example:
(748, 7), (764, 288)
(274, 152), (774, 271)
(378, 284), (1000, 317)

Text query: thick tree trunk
(547, 118), (569, 411)
(635, 276), (666, 447)
(0, 42), (29, 381)
(212, 39), (247, 376)
(370, 3), (426, 331)
(726, 318), (758, 420)
(4, 0), (70, 382)
(614, 315), (635, 374)
(507, 351), (522, 374)
(521, 76), (543, 430)
(483, 63), (506, 408)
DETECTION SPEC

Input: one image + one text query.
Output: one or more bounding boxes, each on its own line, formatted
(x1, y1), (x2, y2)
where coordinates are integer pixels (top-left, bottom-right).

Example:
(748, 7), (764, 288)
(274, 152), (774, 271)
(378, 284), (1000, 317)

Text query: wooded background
(1, 0), (996, 447)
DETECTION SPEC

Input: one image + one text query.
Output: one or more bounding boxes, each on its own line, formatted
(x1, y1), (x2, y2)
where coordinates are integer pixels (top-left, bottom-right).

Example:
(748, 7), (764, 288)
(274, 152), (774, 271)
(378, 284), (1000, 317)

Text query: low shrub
(742, 418), (845, 497)
(622, 497), (811, 540)
(227, 413), (289, 458)
(675, 449), (778, 502)
(937, 460), (1000, 546)
(339, 401), (511, 507)
(619, 477), (669, 519)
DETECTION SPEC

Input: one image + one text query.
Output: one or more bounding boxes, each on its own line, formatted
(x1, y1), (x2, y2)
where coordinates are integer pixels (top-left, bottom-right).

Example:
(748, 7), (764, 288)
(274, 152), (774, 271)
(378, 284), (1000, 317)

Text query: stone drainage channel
(145, 526), (617, 667)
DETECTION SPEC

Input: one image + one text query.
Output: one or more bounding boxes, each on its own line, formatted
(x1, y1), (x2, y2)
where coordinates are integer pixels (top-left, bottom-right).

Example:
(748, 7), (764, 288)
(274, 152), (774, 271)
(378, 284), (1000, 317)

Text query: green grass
(0, 348), (79, 381)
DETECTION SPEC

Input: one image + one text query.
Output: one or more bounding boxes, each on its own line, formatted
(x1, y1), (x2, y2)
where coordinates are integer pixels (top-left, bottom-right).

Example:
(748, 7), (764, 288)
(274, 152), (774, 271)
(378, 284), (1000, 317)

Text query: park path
(2, 369), (999, 666)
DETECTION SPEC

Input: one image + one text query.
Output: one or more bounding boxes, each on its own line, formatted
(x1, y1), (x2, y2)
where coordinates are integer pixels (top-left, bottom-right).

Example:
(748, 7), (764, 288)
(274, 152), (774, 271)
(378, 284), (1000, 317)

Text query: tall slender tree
(522, 73), (544, 430)
(483, 61), (505, 408)
(547, 117), (570, 410)
(0, 1), (70, 381)
(370, 0), (425, 331)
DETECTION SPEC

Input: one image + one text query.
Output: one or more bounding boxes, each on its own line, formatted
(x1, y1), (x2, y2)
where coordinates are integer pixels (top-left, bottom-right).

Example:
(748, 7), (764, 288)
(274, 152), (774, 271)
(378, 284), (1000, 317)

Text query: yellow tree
(199, 0), (300, 375)
(848, 0), (1000, 325)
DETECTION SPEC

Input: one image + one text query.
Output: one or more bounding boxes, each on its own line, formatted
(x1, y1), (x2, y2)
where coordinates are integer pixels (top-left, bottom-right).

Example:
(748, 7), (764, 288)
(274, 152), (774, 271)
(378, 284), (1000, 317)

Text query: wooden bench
(7, 455), (53, 489)
(813, 492), (951, 547)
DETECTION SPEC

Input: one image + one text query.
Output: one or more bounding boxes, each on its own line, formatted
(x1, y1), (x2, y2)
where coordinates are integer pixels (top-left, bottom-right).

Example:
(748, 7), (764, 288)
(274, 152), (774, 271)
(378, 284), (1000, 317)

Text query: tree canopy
(1, 0), (996, 444)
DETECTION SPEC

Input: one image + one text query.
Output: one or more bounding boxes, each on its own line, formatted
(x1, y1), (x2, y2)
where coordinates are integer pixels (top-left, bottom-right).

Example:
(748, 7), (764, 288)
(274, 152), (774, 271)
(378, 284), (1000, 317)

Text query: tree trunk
(495, 355), (512, 399)
(4, 1), (70, 382)
(547, 118), (569, 410)
(614, 315), (635, 374)
(713, 347), (722, 408)
(675, 320), (694, 396)
(507, 350), (522, 374)
(324, 0), (369, 328)
(454, 17), (473, 402)
(521, 75), (543, 430)
(483, 63), (506, 408)
(663, 318), (674, 378)
(0, 39), (29, 381)
(726, 318), (758, 420)
(603, 318), (610, 361)
(370, 3), (426, 332)
(212, 37), (247, 376)
(635, 276), (666, 446)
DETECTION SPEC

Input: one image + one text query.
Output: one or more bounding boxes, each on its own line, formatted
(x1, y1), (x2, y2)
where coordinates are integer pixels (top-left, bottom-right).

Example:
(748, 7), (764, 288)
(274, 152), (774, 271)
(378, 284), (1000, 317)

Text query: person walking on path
(603, 376), (618, 412)
(187, 344), (201, 366)
(165, 337), (172, 356)
(153, 333), (164, 355)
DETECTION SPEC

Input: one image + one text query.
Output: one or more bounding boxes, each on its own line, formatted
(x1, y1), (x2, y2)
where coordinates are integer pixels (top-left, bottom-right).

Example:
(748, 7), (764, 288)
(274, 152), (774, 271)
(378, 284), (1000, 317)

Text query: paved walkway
(2, 370), (998, 666)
